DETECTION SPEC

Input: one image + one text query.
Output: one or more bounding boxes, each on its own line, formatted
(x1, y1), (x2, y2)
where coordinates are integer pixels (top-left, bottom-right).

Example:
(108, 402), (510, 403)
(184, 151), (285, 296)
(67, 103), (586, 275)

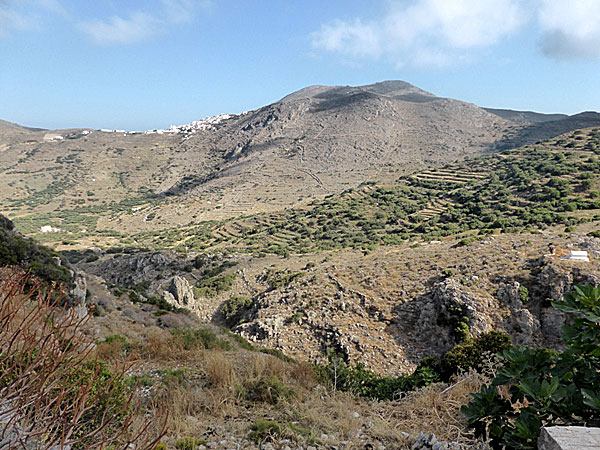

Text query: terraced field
(411, 169), (487, 184)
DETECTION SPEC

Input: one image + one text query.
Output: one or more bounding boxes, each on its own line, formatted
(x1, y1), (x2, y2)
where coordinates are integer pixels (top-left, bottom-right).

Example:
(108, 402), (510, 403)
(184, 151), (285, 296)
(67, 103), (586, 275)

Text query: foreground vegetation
(0, 268), (163, 448)
(3, 261), (598, 448)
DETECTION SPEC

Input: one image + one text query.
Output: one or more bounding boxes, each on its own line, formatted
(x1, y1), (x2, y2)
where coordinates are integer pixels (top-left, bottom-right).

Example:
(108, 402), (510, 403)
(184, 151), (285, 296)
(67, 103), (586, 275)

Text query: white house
(43, 133), (63, 141)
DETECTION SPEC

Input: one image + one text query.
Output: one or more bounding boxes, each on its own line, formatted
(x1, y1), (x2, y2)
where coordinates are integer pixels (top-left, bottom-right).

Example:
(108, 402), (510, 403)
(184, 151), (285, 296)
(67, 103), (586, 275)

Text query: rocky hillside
(3, 81), (600, 250)
(57, 125), (600, 378)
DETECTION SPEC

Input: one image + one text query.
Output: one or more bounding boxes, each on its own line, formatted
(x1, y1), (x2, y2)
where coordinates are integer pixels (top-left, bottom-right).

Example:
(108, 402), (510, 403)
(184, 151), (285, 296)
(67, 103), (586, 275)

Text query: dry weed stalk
(0, 267), (166, 449)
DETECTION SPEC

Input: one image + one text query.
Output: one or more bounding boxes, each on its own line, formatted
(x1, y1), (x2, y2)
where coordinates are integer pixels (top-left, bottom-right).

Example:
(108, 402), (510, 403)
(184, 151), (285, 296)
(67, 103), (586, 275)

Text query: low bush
(248, 420), (284, 443)
(418, 332), (511, 382)
(315, 354), (438, 401)
(238, 375), (295, 404)
(194, 272), (236, 297)
(171, 327), (232, 351)
(221, 295), (252, 326)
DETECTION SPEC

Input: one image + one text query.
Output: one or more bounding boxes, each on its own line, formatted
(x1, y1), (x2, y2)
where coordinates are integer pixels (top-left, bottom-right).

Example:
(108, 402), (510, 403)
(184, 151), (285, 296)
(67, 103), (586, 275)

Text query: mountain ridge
(2, 80), (600, 243)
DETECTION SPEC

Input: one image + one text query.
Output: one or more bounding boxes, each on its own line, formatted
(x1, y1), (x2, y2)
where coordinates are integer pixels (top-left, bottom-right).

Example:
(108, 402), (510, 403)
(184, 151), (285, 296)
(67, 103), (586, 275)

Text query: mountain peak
(279, 80), (437, 104)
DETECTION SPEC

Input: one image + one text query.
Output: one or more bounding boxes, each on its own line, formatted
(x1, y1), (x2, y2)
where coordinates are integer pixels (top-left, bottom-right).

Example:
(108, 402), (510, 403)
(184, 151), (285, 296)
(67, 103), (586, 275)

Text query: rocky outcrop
(496, 281), (539, 345)
(82, 251), (174, 288)
(533, 257), (600, 347)
(163, 276), (196, 308)
(411, 279), (506, 353)
(69, 272), (87, 305)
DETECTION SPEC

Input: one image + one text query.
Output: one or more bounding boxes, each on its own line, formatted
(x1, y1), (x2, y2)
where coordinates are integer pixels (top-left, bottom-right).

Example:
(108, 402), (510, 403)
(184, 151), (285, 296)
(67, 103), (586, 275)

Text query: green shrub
(441, 268), (456, 278)
(248, 420), (284, 443)
(160, 368), (187, 386)
(461, 285), (600, 449)
(171, 327), (232, 351)
(238, 375), (295, 404)
(194, 272), (236, 297)
(221, 295), (252, 326)
(419, 331), (511, 382)
(519, 285), (530, 303)
(262, 268), (305, 290)
(314, 354), (437, 401)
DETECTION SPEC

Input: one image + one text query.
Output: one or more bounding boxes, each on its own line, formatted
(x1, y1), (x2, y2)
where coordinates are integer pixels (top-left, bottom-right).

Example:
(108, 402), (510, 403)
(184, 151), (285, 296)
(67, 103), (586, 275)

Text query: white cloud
(311, 0), (527, 68)
(0, 0), (66, 35)
(537, 0), (600, 59)
(78, 0), (207, 46)
(311, 19), (382, 58)
(0, 5), (31, 35)
(79, 12), (159, 45)
(161, 0), (209, 24)
(312, 0), (600, 66)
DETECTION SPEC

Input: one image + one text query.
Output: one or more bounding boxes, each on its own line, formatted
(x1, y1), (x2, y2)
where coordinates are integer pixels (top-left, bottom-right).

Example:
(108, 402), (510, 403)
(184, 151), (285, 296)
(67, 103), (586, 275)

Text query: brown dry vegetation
(90, 325), (493, 449)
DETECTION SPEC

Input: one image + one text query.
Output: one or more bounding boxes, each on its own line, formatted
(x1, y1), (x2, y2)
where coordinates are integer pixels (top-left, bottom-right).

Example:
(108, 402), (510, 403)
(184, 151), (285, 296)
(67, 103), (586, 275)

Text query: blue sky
(1, 0), (600, 130)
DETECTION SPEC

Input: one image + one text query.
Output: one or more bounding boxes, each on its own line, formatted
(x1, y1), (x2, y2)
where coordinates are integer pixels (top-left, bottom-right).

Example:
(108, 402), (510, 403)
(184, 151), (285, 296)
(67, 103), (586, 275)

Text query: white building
(565, 250), (590, 262)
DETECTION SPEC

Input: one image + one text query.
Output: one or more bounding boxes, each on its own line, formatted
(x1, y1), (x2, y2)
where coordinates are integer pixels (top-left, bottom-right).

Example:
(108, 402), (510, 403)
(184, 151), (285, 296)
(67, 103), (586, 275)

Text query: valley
(2, 81), (600, 449)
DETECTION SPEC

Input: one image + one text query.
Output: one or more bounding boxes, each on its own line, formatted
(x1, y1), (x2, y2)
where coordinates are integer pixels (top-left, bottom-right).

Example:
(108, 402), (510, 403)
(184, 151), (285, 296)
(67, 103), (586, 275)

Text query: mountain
(4, 82), (600, 448)
(2, 80), (600, 249)
(483, 108), (568, 123)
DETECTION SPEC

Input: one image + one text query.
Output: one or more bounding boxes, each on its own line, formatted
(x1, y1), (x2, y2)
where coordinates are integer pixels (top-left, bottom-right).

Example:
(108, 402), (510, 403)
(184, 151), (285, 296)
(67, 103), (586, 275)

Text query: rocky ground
(73, 225), (600, 378)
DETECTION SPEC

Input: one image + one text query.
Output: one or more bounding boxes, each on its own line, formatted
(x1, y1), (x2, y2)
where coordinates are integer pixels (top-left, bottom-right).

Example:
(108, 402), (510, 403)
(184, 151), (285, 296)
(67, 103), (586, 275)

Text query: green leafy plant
(461, 285), (600, 449)
(314, 353), (438, 401)
(419, 331), (511, 382)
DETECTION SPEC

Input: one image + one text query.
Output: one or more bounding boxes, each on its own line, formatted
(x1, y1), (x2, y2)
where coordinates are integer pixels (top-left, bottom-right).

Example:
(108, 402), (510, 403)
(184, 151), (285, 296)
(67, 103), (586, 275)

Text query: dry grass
(202, 350), (237, 388)
(132, 331), (491, 448)
(377, 371), (490, 444)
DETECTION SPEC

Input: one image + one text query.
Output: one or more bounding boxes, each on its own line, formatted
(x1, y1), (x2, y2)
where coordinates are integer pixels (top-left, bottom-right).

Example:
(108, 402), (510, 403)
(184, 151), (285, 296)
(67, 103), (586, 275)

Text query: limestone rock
(165, 276), (195, 307)
(496, 281), (522, 308)
(69, 272), (87, 305)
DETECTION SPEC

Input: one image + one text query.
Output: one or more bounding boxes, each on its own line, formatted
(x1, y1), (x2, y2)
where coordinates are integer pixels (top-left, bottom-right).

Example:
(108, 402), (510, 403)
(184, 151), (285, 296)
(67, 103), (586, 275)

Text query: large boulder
(163, 276), (195, 308)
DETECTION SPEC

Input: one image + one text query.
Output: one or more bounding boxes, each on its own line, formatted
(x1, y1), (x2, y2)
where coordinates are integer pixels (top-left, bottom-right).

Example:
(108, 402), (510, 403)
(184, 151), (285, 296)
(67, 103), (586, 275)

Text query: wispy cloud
(78, 0), (208, 46)
(311, 0), (527, 68)
(161, 0), (209, 24)
(538, 0), (600, 60)
(0, 0), (66, 36)
(78, 12), (159, 45)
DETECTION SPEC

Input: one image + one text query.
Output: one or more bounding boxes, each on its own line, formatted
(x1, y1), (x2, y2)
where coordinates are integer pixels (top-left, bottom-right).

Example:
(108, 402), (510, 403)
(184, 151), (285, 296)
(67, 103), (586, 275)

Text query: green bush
(262, 268), (305, 290)
(461, 285), (600, 449)
(519, 285), (530, 303)
(419, 331), (511, 382)
(314, 354), (438, 401)
(238, 375), (295, 404)
(248, 420), (284, 443)
(171, 327), (232, 351)
(194, 272), (236, 297)
(221, 295), (252, 326)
